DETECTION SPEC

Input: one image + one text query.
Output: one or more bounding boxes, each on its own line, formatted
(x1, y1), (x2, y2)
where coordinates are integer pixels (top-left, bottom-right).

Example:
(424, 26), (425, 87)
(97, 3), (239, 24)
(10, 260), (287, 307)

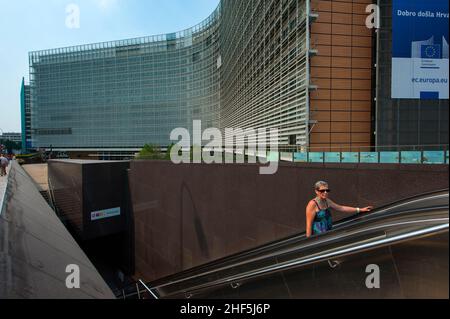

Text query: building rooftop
(48, 159), (130, 165)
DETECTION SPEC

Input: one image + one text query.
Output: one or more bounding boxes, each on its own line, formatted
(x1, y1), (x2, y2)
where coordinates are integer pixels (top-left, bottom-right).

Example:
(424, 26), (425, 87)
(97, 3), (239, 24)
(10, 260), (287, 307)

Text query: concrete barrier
(0, 161), (114, 299)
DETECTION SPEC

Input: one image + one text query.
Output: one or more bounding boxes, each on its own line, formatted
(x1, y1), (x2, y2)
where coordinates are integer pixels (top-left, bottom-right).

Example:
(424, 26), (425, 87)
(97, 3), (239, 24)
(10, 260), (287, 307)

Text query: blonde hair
(315, 181), (329, 190)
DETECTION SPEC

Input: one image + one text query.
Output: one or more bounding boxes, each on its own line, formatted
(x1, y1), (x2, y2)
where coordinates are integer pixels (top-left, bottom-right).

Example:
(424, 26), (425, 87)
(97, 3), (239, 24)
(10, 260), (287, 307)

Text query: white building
(1, 133), (22, 144)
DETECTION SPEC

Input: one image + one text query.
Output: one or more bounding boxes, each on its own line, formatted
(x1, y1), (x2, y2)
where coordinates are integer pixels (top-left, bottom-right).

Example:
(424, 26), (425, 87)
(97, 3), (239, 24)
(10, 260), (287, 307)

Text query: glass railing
(159, 145), (449, 165)
(271, 148), (449, 165)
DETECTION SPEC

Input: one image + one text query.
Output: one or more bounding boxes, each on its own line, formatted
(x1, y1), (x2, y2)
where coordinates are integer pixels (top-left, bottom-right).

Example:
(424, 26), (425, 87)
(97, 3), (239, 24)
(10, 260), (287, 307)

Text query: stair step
(39, 191), (51, 205)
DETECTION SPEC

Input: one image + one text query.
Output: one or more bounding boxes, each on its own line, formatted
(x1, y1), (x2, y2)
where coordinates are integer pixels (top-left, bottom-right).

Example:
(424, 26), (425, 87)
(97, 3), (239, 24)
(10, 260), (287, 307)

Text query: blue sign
(421, 45), (442, 59)
(392, 0), (449, 99)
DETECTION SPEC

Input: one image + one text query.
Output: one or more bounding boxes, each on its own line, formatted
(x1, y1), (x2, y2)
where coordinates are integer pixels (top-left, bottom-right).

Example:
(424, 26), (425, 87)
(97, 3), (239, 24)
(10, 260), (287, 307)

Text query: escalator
(117, 190), (449, 299)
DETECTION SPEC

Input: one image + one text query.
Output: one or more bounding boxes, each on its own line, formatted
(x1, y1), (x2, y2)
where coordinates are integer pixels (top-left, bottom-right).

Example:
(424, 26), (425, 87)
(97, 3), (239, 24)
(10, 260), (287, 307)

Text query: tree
(136, 144), (179, 161)
(0, 139), (21, 154)
(136, 144), (164, 160)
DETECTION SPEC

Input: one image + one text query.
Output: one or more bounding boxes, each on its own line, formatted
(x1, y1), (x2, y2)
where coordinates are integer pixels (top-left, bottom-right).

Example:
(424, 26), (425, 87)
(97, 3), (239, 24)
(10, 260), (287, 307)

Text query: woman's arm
(327, 199), (373, 214)
(306, 201), (317, 238)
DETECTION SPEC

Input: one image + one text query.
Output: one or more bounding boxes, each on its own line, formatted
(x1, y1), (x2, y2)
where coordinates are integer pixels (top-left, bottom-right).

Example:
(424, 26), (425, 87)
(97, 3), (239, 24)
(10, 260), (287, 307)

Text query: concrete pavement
(22, 163), (48, 192)
(0, 161), (115, 299)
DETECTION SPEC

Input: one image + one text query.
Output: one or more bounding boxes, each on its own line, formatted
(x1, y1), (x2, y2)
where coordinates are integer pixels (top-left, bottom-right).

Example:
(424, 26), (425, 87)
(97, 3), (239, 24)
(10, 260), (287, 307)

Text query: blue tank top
(312, 200), (333, 235)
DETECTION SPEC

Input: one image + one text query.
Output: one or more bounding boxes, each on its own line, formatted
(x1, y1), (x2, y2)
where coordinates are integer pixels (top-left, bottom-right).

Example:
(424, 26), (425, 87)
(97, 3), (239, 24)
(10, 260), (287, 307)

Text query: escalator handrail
(118, 190), (449, 299)
(162, 222), (448, 298)
(149, 191), (449, 285)
(115, 211), (449, 299)
(149, 207), (448, 296)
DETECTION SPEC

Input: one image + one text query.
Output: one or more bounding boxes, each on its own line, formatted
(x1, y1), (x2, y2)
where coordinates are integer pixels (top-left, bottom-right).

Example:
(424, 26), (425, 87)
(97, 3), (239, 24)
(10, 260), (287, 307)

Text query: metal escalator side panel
(152, 206), (448, 298)
(149, 191), (449, 288)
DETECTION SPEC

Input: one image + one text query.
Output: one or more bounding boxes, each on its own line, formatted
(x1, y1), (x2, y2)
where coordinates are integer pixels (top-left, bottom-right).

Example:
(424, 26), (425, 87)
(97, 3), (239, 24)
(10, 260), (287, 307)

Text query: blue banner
(392, 0), (449, 99)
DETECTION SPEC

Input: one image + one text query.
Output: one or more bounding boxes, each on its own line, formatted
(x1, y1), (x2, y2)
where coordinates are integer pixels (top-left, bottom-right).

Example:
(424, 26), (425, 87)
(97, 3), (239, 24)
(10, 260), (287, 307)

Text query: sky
(0, 0), (220, 133)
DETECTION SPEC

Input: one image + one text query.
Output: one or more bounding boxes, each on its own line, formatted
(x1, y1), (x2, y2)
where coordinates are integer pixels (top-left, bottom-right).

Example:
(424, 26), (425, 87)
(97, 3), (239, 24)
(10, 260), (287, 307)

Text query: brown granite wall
(310, 0), (374, 151)
(129, 161), (448, 281)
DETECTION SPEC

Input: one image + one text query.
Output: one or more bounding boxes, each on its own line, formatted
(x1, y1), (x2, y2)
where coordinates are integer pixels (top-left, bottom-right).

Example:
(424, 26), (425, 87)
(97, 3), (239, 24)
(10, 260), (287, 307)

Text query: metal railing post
(139, 280), (159, 299)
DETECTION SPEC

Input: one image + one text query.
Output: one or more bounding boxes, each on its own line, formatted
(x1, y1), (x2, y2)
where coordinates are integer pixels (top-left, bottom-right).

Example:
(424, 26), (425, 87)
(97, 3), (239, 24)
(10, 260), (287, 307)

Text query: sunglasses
(317, 189), (331, 193)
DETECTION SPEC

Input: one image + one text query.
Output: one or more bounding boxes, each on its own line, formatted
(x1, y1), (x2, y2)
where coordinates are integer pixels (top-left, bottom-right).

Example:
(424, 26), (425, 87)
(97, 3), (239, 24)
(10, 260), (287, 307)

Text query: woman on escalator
(305, 181), (373, 238)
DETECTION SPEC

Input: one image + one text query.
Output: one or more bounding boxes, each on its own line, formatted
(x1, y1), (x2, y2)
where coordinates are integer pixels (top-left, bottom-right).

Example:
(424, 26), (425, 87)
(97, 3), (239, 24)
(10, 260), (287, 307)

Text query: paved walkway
(1, 163), (48, 213)
(22, 164), (48, 192)
(0, 161), (115, 299)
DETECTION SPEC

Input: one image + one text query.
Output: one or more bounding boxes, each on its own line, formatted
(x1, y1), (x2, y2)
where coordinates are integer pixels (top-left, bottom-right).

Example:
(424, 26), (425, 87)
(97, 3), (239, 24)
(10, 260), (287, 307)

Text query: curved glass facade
(29, 0), (309, 150)
(220, 0), (309, 146)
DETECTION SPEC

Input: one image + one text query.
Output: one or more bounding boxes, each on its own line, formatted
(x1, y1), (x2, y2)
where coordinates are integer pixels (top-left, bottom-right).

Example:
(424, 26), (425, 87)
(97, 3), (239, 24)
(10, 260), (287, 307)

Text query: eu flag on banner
(421, 45), (442, 59)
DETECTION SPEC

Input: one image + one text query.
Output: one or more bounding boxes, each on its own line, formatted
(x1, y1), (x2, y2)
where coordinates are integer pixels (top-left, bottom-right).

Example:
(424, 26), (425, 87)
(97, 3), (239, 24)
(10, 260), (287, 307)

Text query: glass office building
(220, 0), (309, 146)
(27, 0), (449, 153)
(20, 78), (32, 151)
(29, 7), (221, 150)
(28, 0), (310, 151)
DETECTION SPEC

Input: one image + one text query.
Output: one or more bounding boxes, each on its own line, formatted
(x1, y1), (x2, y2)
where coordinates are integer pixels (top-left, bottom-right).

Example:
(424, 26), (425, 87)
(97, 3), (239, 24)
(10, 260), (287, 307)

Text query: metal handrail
(138, 280), (159, 299)
(143, 189), (449, 298)
(161, 223), (448, 298)
(47, 176), (58, 213)
(115, 280), (160, 300)
(117, 191), (449, 299)
(120, 214), (448, 300)
(147, 191), (449, 286)
(147, 208), (448, 296)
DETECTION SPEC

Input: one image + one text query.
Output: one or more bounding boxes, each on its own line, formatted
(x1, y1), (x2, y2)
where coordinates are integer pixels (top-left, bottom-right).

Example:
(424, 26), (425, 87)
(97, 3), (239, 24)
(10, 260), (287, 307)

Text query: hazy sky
(0, 0), (220, 133)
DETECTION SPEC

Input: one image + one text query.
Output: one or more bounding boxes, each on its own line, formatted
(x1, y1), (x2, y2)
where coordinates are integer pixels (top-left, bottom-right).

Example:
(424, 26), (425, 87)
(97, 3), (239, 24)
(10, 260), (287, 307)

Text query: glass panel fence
(360, 152), (379, 163)
(341, 152), (359, 163)
(294, 152), (308, 163)
(401, 151), (422, 164)
(273, 149), (448, 165)
(308, 152), (324, 163)
(380, 152), (400, 164)
(324, 152), (341, 163)
(423, 151), (445, 164)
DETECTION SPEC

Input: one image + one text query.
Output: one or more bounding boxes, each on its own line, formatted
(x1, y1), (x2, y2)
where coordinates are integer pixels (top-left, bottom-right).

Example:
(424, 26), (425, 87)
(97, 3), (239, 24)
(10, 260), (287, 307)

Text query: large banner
(392, 0), (449, 99)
